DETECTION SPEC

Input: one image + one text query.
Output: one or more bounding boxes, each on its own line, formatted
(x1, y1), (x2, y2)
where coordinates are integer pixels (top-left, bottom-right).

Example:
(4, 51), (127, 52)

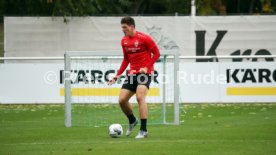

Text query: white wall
(4, 16), (276, 59)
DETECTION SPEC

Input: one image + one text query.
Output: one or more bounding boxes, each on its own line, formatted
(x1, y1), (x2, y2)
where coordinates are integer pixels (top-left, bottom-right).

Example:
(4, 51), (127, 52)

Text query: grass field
(1, 103), (276, 155)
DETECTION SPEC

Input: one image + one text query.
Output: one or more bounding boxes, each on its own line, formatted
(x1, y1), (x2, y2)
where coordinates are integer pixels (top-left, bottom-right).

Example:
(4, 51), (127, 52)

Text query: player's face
(121, 24), (135, 37)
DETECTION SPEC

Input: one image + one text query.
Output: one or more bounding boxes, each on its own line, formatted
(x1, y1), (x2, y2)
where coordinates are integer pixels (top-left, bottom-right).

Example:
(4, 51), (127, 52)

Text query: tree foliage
(0, 0), (191, 17)
(0, 0), (275, 22)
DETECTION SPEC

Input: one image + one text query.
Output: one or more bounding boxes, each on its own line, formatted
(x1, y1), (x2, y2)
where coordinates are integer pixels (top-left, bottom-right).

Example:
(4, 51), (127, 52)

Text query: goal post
(64, 50), (180, 127)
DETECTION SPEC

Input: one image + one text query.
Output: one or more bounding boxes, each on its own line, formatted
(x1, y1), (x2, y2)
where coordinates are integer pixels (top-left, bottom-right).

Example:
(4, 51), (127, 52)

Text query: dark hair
(121, 16), (135, 27)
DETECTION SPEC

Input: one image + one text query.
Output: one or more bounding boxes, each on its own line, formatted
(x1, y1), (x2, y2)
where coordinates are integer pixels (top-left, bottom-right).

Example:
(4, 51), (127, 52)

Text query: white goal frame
(64, 50), (180, 127)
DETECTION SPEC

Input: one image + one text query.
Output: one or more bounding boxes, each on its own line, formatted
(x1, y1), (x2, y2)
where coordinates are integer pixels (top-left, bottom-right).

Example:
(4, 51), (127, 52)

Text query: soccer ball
(108, 124), (123, 138)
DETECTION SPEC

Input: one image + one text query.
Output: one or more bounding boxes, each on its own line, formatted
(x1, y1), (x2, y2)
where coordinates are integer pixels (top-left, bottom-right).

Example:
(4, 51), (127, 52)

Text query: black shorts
(122, 74), (152, 93)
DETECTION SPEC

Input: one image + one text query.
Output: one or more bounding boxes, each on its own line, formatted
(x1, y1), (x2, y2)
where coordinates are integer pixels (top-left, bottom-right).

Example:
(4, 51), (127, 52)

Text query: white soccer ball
(108, 124), (123, 138)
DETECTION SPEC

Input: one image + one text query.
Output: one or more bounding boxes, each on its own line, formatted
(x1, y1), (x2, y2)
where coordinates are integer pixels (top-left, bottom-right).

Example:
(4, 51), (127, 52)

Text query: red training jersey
(116, 31), (160, 76)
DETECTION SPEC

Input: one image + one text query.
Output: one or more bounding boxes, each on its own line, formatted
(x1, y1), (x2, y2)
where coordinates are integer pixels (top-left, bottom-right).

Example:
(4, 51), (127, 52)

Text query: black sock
(140, 119), (147, 132)
(127, 113), (136, 124)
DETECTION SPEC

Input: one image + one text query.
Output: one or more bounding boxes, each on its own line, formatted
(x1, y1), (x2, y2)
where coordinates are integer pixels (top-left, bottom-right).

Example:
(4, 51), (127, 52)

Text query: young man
(108, 16), (160, 139)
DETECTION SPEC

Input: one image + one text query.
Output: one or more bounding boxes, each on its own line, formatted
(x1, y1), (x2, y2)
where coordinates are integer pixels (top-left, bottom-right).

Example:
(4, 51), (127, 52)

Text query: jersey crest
(134, 40), (139, 47)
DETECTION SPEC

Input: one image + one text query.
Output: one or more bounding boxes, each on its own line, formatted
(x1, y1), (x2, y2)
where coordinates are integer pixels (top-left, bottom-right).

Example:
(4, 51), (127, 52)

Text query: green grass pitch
(1, 103), (276, 155)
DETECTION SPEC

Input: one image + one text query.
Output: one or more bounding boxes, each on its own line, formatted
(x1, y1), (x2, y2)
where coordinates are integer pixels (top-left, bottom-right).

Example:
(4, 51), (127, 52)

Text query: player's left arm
(140, 36), (160, 73)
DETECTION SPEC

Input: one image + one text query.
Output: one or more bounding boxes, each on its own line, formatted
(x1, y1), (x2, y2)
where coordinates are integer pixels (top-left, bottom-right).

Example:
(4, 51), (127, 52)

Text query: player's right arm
(108, 46), (129, 85)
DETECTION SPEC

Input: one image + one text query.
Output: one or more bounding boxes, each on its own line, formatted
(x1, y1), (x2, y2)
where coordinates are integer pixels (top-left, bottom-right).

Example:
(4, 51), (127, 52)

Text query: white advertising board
(0, 62), (275, 104)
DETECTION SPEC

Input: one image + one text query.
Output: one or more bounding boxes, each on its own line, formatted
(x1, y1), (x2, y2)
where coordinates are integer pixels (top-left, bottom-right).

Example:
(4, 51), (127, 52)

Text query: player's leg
(135, 85), (149, 138)
(135, 74), (151, 138)
(119, 75), (137, 121)
(120, 75), (139, 136)
(118, 88), (138, 136)
(136, 84), (148, 121)
(118, 88), (135, 117)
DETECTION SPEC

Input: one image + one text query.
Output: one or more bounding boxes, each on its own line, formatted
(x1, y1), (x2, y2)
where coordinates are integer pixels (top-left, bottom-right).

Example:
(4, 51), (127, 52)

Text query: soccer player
(108, 16), (160, 139)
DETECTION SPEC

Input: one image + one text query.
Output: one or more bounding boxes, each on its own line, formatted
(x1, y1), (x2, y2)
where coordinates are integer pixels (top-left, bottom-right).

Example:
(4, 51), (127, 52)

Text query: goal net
(64, 51), (179, 127)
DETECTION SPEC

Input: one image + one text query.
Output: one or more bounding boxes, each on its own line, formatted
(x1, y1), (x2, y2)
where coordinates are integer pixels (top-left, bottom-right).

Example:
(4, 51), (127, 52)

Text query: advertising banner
(0, 62), (275, 104)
